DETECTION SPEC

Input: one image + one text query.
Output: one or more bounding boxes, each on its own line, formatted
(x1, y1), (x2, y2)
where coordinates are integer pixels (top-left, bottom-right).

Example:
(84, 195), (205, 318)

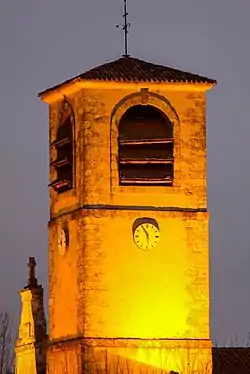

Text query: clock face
(133, 223), (160, 250)
(58, 228), (68, 256)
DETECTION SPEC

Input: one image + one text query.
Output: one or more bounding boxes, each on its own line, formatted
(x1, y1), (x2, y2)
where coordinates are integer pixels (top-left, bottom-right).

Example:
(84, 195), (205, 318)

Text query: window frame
(49, 99), (76, 194)
(110, 90), (180, 196)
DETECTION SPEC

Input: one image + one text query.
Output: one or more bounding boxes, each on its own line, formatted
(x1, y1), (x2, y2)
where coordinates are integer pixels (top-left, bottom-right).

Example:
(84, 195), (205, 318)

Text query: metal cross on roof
(27, 256), (38, 287)
(116, 0), (131, 57)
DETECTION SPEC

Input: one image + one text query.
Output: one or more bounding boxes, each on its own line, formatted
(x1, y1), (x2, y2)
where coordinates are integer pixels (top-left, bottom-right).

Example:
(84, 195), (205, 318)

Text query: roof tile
(39, 56), (216, 96)
(213, 347), (250, 374)
(80, 57), (216, 84)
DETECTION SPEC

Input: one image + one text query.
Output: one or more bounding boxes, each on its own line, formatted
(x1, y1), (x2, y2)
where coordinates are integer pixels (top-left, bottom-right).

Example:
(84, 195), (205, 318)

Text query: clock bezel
(58, 224), (69, 256)
(132, 218), (160, 250)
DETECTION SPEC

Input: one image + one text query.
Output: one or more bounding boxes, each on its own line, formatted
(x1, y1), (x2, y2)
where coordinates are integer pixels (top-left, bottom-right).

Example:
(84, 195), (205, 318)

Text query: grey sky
(0, 0), (249, 346)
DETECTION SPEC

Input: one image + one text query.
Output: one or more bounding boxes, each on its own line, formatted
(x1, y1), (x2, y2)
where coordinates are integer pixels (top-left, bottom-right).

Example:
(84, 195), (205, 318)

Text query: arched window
(118, 105), (173, 186)
(49, 101), (74, 193)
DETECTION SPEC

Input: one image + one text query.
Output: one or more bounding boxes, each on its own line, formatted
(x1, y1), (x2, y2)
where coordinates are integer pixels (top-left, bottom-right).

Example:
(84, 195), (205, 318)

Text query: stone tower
(15, 257), (47, 374)
(39, 56), (216, 373)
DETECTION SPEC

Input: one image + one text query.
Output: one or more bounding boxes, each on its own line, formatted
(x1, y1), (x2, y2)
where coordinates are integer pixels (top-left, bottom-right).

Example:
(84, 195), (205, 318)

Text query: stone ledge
(48, 336), (212, 350)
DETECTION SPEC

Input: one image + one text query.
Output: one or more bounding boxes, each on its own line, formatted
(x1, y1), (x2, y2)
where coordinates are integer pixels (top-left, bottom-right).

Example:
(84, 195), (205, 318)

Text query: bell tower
(39, 57), (216, 373)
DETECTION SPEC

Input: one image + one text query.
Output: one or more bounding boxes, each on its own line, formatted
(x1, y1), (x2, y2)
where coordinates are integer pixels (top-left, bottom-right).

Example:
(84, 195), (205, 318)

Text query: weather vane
(116, 0), (130, 57)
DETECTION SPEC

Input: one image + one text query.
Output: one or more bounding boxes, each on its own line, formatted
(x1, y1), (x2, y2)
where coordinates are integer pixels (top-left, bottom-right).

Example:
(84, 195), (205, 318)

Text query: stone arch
(110, 90), (180, 190)
(50, 98), (75, 193)
(58, 98), (75, 128)
(111, 90), (179, 127)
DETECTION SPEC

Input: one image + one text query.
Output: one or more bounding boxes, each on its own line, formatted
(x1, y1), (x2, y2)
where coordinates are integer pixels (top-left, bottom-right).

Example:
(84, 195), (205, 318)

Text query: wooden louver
(118, 105), (174, 186)
(49, 105), (73, 193)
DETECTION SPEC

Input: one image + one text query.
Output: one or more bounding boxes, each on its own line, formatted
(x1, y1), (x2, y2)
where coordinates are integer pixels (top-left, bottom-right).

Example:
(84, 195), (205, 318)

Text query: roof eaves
(38, 76), (82, 98)
(38, 66), (217, 99)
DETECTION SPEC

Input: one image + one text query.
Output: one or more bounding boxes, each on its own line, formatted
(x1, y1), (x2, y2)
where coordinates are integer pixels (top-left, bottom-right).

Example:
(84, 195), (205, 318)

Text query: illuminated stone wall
(49, 209), (209, 340)
(48, 86), (207, 214)
(15, 286), (47, 374)
(43, 81), (213, 373)
(46, 338), (212, 373)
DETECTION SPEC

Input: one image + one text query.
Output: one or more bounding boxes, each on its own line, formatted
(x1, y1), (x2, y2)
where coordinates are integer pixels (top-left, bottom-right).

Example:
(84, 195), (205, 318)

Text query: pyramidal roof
(39, 56), (216, 96)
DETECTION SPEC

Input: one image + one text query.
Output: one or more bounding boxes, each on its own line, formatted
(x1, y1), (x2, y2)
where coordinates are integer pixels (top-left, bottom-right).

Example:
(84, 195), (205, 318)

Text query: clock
(133, 222), (160, 250)
(58, 227), (68, 256)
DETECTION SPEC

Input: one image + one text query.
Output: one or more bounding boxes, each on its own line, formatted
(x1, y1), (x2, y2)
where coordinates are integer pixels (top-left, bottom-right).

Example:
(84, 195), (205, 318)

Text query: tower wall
(46, 82), (212, 373)
(49, 209), (209, 340)
(49, 86), (207, 216)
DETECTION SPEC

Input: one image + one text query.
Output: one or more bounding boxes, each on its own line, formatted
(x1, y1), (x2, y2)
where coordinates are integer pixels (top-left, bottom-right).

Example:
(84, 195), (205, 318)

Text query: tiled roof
(213, 347), (250, 374)
(39, 56), (216, 96)
(79, 57), (216, 84)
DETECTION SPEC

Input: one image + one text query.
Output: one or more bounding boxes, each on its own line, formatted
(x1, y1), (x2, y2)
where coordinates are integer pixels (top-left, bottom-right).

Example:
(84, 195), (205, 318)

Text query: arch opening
(118, 105), (174, 186)
(49, 101), (74, 193)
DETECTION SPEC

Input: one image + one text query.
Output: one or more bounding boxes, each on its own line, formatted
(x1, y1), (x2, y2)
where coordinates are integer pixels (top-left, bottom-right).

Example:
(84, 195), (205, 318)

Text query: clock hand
(141, 225), (149, 244)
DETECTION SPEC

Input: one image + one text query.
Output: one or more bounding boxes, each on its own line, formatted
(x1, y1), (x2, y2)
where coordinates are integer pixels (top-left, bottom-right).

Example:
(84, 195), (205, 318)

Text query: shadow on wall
(47, 342), (212, 374)
(89, 349), (176, 373)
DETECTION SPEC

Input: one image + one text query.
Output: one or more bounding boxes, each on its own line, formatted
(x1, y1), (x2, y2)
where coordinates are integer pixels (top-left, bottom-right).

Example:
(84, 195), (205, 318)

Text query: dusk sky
(0, 0), (250, 346)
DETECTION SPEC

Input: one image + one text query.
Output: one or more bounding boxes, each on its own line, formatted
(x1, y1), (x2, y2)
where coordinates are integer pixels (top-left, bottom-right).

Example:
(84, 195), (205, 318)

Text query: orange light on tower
(39, 53), (216, 373)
